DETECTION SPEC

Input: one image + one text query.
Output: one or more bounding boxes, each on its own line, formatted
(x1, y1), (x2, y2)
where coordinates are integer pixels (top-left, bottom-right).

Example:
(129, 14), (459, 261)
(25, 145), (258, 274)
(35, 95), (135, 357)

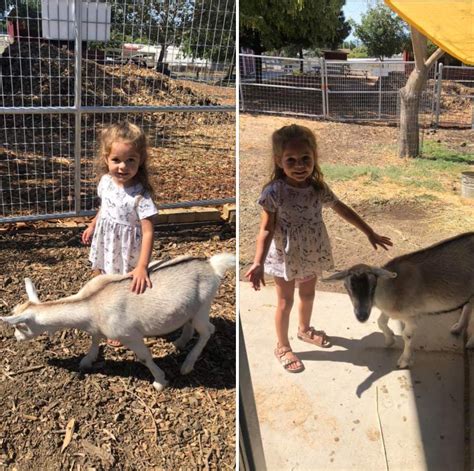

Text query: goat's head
(322, 264), (397, 322)
(0, 279), (42, 341)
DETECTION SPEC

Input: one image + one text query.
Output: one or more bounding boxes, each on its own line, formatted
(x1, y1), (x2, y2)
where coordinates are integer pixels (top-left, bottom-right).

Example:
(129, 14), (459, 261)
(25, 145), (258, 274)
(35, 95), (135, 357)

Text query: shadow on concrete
(296, 332), (465, 470)
(296, 332), (400, 397)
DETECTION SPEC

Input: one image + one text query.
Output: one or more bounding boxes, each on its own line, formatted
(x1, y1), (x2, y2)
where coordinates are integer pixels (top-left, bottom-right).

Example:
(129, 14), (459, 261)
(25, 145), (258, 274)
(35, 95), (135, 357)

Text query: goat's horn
(372, 268), (397, 278)
(25, 278), (40, 303)
(321, 270), (349, 282)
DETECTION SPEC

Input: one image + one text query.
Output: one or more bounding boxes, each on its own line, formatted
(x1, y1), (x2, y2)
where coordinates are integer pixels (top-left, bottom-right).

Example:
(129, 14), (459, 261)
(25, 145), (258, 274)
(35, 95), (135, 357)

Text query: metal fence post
(239, 61), (245, 112)
(320, 57), (326, 117)
(434, 62), (443, 128)
(378, 60), (382, 119)
(74, 0), (83, 216)
(323, 58), (329, 117)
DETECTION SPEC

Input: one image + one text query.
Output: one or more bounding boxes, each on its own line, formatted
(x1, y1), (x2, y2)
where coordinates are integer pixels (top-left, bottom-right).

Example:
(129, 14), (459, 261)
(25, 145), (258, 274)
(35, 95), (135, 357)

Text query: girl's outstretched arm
(130, 217), (154, 294)
(82, 209), (100, 245)
(245, 209), (276, 290)
(332, 200), (393, 250)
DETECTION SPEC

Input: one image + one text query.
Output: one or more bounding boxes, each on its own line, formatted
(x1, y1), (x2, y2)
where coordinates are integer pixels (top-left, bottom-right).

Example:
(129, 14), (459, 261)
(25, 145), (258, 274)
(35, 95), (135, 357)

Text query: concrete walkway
(240, 282), (468, 471)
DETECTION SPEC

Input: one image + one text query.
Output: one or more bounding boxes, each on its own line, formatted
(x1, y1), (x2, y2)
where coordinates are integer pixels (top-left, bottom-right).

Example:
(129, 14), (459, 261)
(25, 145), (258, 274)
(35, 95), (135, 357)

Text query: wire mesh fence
(0, 0), (236, 222)
(240, 54), (473, 129)
(435, 64), (474, 128)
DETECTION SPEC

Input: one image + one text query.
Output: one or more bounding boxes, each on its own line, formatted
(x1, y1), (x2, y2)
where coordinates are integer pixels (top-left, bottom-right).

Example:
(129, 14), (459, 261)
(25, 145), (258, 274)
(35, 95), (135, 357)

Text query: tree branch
(426, 47), (445, 68)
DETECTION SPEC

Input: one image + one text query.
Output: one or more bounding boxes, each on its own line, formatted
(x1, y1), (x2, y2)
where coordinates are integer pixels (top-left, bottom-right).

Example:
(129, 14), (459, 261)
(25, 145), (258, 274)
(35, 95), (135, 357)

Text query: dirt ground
(239, 114), (474, 292)
(0, 224), (235, 470)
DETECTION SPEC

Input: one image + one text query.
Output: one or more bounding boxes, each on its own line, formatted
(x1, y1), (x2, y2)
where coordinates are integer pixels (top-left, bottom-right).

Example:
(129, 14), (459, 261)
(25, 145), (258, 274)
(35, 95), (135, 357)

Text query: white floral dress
(258, 179), (339, 281)
(89, 174), (158, 274)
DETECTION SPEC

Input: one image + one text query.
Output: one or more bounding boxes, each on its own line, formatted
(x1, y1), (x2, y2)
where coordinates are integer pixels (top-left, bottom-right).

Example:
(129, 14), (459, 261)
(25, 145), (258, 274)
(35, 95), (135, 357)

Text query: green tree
(327, 11), (351, 50)
(353, 2), (408, 59)
(111, 0), (194, 63)
(241, 0), (348, 79)
(181, 0), (236, 64)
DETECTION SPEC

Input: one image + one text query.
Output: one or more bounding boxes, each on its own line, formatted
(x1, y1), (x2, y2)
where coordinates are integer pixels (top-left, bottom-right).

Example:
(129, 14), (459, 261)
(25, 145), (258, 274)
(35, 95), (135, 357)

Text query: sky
(343, 0), (373, 41)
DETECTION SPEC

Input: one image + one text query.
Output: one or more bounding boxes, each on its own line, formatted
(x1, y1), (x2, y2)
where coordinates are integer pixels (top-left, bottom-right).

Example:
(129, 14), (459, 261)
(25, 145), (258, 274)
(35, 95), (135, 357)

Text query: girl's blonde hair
(266, 124), (324, 190)
(97, 122), (155, 198)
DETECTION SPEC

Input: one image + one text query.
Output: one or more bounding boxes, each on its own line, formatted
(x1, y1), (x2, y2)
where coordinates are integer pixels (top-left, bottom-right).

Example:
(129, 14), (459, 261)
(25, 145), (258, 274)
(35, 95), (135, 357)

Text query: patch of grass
(323, 140), (473, 192)
(323, 160), (449, 192)
(421, 141), (474, 165)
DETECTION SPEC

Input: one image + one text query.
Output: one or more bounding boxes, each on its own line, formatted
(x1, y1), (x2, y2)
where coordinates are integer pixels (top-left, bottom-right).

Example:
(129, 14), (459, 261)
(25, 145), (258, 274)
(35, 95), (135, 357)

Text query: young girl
(82, 121), (158, 301)
(245, 124), (392, 373)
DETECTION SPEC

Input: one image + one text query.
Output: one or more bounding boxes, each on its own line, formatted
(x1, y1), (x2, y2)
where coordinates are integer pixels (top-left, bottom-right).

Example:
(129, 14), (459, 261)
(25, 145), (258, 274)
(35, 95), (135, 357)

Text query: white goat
(0, 253), (235, 391)
(323, 233), (474, 368)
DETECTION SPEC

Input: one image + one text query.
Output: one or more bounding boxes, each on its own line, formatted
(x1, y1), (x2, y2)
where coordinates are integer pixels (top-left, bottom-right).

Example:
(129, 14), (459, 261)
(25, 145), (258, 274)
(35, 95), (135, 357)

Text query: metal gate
(239, 53), (325, 118)
(239, 55), (474, 126)
(1, 0), (236, 223)
(434, 64), (474, 128)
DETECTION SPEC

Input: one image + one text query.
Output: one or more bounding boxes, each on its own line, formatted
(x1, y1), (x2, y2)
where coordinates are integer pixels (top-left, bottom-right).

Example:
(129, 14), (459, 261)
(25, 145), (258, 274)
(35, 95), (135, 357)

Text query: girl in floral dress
(82, 122), (158, 345)
(245, 124), (392, 373)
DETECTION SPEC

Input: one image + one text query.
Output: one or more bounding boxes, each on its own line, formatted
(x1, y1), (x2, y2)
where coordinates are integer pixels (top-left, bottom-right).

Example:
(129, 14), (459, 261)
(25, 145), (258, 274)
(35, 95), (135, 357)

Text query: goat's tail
(209, 253), (236, 278)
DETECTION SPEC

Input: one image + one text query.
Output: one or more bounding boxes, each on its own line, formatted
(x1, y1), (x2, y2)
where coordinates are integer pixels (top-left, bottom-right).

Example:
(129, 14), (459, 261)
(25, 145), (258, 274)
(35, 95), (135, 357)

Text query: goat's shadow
(295, 332), (404, 397)
(47, 317), (235, 390)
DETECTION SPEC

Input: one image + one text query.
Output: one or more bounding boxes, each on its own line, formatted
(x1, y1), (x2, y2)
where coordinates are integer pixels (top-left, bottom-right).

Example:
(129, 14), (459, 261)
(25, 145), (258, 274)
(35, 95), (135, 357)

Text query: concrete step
(240, 282), (466, 470)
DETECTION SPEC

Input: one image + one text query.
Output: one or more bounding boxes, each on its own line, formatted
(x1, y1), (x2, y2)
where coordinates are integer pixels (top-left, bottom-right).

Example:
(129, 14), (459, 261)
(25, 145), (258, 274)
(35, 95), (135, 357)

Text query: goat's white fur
(1, 253), (235, 391)
(323, 233), (474, 368)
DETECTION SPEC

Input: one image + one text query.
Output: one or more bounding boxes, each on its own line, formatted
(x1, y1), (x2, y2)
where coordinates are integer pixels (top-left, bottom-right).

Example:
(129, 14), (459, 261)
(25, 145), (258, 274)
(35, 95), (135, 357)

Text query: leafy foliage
(353, 3), (408, 59)
(181, 0), (236, 63)
(240, 0), (348, 54)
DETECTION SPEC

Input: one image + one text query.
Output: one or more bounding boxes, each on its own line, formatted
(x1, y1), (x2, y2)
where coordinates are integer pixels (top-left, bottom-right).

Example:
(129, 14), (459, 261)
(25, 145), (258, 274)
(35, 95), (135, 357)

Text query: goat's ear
(321, 270), (348, 282)
(25, 278), (40, 303)
(0, 313), (31, 325)
(372, 268), (397, 279)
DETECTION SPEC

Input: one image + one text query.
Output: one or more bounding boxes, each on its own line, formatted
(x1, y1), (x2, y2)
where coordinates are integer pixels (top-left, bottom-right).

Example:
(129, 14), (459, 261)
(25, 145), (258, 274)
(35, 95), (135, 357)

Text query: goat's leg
(122, 337), (168, 392)
(451, 299), (473, 342)
(397, 318), (417, 369)
(173, 321), (194, 350)
(79, 334), (103, 370)
(181, 306), (214, 375)
(377, 312), (395, 346)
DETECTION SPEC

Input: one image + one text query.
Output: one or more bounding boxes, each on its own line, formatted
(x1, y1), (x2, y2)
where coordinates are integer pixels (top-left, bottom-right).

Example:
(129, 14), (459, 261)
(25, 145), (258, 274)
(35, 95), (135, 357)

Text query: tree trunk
(158, 44), (166, 64)
(299, 48), (304, 73)
(398, 28), (444, 158)
(399, 89), (421, 157)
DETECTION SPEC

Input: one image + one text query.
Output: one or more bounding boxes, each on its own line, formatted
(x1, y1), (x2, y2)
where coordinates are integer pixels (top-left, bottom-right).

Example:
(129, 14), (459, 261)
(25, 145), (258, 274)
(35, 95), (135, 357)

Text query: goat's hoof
(384, 336), (395, 347)
(450, 323), (462, 336)
(172, 340), (185, 351)
(466, 337), (474, 349)
(152, 380), (168, 392)
(396, 357), (412, 369)
(79, 358), (93, 371)
(180, 363), (194, 375)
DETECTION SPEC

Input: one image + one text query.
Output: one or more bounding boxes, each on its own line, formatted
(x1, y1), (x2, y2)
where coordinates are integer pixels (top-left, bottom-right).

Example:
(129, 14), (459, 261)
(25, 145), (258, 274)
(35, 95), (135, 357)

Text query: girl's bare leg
(274, 277), (304, 372)
(297, 276), (317, 332)
(274, 276), (295, 347)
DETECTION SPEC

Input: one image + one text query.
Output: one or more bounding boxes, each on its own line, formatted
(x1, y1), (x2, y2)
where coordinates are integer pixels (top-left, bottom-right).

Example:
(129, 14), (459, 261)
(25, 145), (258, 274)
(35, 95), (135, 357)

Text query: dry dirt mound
(0, 225), (236, 469)
(1, 42), (224, 109)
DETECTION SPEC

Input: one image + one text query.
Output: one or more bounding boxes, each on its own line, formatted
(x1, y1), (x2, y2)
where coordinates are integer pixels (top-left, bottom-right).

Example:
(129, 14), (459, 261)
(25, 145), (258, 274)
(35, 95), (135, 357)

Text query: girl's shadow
(295, 332), (402, 397)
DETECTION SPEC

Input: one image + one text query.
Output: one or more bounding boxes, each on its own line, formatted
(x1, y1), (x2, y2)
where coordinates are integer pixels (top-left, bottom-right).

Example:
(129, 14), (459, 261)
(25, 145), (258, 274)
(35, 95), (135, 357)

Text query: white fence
(1, 0), (236, 223)
(240, 54), (474, 128)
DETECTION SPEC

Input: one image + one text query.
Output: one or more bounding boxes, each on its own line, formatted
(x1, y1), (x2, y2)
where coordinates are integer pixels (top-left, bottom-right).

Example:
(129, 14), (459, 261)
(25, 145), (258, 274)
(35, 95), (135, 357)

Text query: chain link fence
(1, 0), (236, 223)
(240, 54), (473, 129)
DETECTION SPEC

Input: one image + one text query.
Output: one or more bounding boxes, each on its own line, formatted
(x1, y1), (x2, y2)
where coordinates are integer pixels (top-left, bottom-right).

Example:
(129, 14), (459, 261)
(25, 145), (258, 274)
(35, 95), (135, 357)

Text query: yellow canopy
(385, 0), (474, 65)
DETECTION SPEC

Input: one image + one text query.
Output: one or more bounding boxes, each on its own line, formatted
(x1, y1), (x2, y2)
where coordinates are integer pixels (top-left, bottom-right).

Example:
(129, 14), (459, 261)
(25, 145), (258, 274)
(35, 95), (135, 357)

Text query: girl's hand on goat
(129, 265), (152, 294)
(245, 263), (265, 290)
(368, 231), (393, 251)
(82, 225), (95, 245)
